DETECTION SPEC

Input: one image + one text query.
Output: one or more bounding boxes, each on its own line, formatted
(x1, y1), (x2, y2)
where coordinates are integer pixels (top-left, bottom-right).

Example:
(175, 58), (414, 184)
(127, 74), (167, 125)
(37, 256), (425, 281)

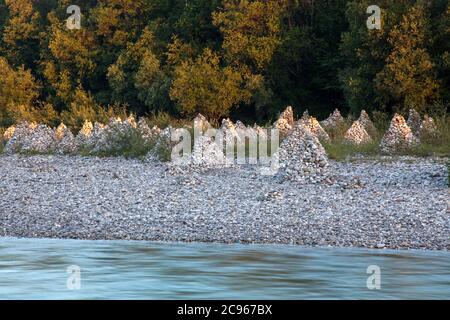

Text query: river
(0, 237), (448, 299)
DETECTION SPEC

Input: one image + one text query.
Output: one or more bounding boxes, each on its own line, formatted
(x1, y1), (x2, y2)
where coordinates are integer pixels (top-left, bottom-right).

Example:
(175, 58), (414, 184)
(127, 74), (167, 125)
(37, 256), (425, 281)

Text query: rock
(252, 124), (268, 141)
(273, 106), (294, 137)
(55, 123), (77, 154)
(194, 113), (211, 134)
(146, 126), (174, 161)
(75, 120), (94, 147)
(298, 113), (330, 142)
(137, 118), (152, 141)
(21, 124), (56, 154)
(273, 123), (329, 182)
(88, 122), (109, 153)
(358, 110), (377, 138)
(344, 120), (372, 145)
(321, 109), (344, 131)
(192, 135), (226, 167)
(168, 134), (230, 174)
(420, 115), (438, 140)
(221, 118), (241, 147)
(380, 114), (419, 154)
(4, 122), (38, 153)
(407, 108), (422, 137)
(2, 125), (15, 142)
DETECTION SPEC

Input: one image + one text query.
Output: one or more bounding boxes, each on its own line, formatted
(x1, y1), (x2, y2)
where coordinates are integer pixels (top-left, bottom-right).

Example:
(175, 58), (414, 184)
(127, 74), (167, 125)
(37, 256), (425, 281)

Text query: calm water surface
(0, 237), (448, 299)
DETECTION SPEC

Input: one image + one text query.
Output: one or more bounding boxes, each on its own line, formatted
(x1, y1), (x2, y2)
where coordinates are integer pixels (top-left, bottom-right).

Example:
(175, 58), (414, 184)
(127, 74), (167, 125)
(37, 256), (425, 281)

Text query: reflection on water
(0, 237), (448, 299)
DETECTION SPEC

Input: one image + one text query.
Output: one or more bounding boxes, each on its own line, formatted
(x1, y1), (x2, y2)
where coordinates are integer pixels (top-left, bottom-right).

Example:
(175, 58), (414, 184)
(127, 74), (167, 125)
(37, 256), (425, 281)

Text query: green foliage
(170, 48), (262, 120)
(0, 56), (40, 126)
(375, 3), (440, 112)
(0, 0), (448, 125)
(145, 112), (190, 129)
(91, 126), (155, 159)
(323, 140), (381, 161)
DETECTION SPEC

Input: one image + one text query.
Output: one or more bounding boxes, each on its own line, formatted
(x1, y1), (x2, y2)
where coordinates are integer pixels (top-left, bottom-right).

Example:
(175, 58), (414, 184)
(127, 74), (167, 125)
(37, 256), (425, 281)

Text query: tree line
(0, 0), (448, 129)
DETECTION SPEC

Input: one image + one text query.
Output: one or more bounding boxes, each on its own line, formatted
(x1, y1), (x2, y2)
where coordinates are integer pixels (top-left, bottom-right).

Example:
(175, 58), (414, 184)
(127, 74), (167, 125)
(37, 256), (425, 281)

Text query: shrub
(145, 111), (191, 129)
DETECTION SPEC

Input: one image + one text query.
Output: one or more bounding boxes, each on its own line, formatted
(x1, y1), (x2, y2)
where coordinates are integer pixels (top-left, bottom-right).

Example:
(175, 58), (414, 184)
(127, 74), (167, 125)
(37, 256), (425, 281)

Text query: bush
(88, 126), (160, 160)
(399, 115), (450, 157)
(145, 112), (191, 129)
(323, 140), (380, 161)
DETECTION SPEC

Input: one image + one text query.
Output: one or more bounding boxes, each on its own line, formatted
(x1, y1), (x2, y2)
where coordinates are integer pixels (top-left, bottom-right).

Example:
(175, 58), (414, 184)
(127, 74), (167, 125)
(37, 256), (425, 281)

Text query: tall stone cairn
(298, 112), (330, 142)
(420, 115), (438, 140)
(194, 113), (212, 134)
(2, 125), (16, 142)
(55, 123), (77, 154)
(221, 118), (241, 147)
(380, 114), (418, 154)
(406, 108), (422, 137)
(273, 106), (294, 137)
(21, 124), (56, 153)
(344, 120), (372, 145)
(192, 135), (227, 168)
(75, 120), (94, 147)
(273, 123), (329, 183)
(358, 110), (377, 138)
(321, 109), (344, 131)
(4, 121), (38, 154)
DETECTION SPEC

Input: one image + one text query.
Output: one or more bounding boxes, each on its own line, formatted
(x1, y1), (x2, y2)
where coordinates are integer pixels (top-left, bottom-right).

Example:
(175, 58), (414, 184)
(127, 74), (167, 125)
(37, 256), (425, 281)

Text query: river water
(0, 237), (448, 299)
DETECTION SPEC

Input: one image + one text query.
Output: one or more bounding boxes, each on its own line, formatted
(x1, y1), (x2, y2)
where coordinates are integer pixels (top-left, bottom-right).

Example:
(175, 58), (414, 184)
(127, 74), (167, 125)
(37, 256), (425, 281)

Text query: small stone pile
(3, 126), (15, 141)
(273, 123), (329, 183)
(344, 120), (372, 145)
(380, 114), (418, 154)
(20, 124), (56, 154)
(420, 115), (438, 140)
(221, 118), (241, 146)
(321, 109), (344, 131)
(87, 122), (108, 152)
(192, 135), (227, 167)
(273, 106), (294, 136)
(407, 108), (422, 137)
(4, 121), (38, 154)
(146, 126), (174, 161)
(298, 112), (330, 142)
(137, 118), (152, 142)
(253, 124), (268, 141)
(75, 120), (94, 147)
(194, 114), (212, 134)
(55, 123), (77, 154)
(358, 110), (377, 138)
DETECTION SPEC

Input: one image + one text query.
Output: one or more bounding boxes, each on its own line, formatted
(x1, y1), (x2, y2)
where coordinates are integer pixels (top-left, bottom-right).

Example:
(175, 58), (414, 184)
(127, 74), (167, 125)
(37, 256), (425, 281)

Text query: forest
(0, 0), (448, 129)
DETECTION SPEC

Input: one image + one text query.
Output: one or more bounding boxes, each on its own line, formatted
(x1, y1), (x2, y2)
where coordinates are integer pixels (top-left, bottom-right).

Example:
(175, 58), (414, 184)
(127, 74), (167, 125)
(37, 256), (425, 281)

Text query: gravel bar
(0, 154), (448, 250)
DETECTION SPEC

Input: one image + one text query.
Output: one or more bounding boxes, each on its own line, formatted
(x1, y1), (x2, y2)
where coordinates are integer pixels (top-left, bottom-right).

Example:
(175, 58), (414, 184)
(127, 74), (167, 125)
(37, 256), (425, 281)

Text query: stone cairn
(4, 121), (38, 154)
(273, 122), (329, 183)
(273, 106), (294, 137)
(420, 115), (438, 140)
(20, 124), (56, 154)
(2, 125), (15, 141)
(221, 118), (241, 147)
(298, 111), (330, 142)
(380, 114), (418, 154)
(321, 108), (344, 131)
(54, 123), (77, 154)
(407, 108), (422, 137)
(357, 110), (377, 138)
(344, 120), (372, 145)
(75, 120), (94, 148)
(406, 109), (438, 141)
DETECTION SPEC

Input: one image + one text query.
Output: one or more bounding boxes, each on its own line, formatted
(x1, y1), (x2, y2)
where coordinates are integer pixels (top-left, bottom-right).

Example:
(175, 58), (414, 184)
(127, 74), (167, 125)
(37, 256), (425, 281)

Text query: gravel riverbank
(0, 154), (448, 250)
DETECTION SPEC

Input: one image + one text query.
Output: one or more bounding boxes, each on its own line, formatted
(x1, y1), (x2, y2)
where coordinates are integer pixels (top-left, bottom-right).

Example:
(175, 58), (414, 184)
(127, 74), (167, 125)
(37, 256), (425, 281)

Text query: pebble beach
(0, 154), (448, 250)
